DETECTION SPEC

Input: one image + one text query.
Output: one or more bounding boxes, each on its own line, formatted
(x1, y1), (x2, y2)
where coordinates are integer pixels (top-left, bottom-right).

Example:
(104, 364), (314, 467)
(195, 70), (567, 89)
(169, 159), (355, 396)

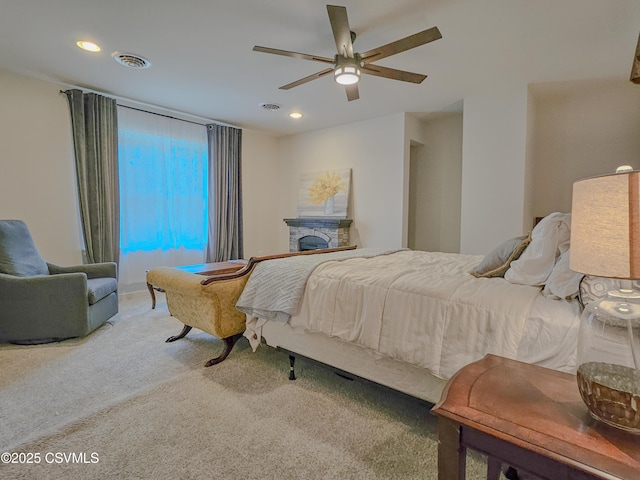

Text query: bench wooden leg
(204, 334), (243, 367)
(147, 282), (157, 309)
(166, 325), (192, 343)
(165, 327), (241, 367)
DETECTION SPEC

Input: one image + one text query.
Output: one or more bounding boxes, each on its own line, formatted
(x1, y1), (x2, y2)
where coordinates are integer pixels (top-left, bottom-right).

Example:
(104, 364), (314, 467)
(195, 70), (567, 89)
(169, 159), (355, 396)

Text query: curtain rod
(59, 88), (238, 129)
(116, 104), (206, 127)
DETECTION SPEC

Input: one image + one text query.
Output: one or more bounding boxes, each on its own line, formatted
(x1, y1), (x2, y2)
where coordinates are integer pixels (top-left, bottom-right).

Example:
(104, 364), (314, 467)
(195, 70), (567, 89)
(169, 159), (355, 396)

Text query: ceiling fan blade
(253, 45), (334, 64)
(361, 64), (427, 84)
(327, 5), (354, 58)
(279, 68), (334, 90)
(360, 26), (442, 64)
(345, 84), (359, 101)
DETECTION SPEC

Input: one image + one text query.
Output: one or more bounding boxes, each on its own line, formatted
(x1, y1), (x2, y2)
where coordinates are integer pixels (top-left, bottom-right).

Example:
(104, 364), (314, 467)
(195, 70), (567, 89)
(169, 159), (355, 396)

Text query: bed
(234, 212), (584, 404)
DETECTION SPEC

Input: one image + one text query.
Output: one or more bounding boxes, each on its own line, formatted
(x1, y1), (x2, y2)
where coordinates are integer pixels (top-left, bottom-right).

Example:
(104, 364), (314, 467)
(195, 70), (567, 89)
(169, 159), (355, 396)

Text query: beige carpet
(0, 294), (498, 479)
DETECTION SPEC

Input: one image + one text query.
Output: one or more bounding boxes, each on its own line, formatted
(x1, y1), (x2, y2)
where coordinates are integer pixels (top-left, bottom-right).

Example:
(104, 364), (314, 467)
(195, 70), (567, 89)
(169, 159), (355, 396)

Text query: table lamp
(570, 166), (640, 433)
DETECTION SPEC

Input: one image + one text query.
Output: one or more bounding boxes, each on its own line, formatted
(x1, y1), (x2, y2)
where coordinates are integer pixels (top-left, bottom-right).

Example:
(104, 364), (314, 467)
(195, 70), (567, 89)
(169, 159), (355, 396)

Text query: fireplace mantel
(284, 218), (352, 229)
(284, 218), (352, 252)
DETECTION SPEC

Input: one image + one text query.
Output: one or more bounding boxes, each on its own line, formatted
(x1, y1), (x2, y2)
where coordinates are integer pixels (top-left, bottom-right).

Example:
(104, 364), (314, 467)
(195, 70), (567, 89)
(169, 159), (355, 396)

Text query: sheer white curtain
(117, 107), (208, 293)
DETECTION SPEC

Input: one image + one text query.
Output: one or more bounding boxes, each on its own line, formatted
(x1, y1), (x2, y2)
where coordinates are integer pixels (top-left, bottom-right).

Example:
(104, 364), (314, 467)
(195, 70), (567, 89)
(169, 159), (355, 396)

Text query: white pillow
(504, 212), (571, 286)
(542, 248), (584, 299)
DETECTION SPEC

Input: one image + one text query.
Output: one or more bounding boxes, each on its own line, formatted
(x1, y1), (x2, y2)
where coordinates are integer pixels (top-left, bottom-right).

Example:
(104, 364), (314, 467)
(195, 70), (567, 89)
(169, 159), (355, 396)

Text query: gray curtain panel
(206, 124), (243, 262)
(632, 32), (640, 84)
(64, 89), (120, 265)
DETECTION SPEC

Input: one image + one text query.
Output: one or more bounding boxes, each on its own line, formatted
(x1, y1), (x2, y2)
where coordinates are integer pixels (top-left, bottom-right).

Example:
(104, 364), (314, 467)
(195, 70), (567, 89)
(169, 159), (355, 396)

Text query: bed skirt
(261, 320), (448, 404)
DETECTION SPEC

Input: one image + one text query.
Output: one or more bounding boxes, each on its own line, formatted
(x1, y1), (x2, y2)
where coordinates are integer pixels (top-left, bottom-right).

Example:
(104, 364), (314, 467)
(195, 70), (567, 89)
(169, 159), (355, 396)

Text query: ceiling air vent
(259, 103), (281, 111)
(113, 52), (151, 69)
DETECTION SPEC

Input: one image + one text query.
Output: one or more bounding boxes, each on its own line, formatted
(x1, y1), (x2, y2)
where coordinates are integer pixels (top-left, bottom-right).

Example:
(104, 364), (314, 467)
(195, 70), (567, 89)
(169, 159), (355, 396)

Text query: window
(117, 107), (208, 293)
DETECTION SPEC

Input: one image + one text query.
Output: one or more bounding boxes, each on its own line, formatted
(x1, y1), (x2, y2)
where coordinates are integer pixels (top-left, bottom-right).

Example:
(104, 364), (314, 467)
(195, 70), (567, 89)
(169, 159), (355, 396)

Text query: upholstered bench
(145, 246), (356, 366)
(146, 265), (251, 366)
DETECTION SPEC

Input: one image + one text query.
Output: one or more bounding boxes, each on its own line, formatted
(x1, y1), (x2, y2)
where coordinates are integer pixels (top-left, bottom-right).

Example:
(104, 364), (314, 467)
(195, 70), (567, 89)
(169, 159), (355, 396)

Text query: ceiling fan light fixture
(334, 63), (361, 85)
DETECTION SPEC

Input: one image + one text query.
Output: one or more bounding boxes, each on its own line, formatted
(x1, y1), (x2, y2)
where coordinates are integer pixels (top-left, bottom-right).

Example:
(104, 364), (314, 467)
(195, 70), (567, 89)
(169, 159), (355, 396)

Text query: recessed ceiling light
(76, 41), (101, 52)
(289, 112), (303, 119)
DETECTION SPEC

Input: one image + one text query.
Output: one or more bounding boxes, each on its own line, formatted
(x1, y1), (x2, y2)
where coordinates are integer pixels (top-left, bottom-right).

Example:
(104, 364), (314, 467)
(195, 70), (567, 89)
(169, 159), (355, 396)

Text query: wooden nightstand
(432, 355), (640, 480)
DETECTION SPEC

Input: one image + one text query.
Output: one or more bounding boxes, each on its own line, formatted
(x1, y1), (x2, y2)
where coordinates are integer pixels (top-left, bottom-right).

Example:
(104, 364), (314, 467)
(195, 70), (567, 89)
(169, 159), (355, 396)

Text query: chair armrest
(200, 274), (251, 338)
(0, 271), (88, 300)
(146, 267), (205, 296)
(48, 262), (117, 279)
(0, 272), (92, 343)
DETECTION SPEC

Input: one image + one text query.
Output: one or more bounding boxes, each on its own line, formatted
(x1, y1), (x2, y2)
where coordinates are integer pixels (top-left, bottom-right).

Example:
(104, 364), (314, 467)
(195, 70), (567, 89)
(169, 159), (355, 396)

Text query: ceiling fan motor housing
(334, 53), (362, 85)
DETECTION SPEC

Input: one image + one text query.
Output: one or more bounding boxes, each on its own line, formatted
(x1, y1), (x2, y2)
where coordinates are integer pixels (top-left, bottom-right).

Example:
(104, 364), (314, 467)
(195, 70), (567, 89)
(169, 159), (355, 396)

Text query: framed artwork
(297, 168), (351, 217)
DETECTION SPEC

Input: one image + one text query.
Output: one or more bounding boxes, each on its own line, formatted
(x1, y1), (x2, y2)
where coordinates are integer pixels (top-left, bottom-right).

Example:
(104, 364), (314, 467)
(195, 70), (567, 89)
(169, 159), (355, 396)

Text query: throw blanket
(237, 247), (401, 322)
(238, 248), (401, 350)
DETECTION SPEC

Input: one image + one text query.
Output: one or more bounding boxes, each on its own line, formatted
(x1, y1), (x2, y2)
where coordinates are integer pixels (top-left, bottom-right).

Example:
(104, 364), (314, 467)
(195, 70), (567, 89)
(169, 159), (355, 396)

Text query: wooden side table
(432, 355), (640, 480)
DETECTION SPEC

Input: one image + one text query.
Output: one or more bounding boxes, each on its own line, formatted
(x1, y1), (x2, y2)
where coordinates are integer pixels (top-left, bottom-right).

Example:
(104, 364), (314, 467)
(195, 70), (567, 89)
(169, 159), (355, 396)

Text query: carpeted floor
(0, 293), (502, 479)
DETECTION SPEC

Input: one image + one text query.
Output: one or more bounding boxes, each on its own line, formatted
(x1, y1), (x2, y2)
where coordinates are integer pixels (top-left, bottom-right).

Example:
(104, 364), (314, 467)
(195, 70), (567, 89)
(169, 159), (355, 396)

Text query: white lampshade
(570, 169), (640, 279)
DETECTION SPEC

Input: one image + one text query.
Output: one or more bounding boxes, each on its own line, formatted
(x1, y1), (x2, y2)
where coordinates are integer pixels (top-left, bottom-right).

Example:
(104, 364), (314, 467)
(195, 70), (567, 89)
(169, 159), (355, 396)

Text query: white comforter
(242, 249), (580, 380)
(292, 250), (548, 379)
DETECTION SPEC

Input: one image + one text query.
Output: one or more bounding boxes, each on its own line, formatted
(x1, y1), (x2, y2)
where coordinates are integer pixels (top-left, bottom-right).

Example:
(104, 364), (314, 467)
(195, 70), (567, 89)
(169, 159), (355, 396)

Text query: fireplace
(284, 218), (352, 252)
(299, 235), (329, 251)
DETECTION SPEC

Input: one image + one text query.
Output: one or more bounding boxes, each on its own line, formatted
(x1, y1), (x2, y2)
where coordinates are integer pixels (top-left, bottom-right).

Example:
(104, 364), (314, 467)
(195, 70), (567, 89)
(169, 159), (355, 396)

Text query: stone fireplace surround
(284, 218), (352, 252)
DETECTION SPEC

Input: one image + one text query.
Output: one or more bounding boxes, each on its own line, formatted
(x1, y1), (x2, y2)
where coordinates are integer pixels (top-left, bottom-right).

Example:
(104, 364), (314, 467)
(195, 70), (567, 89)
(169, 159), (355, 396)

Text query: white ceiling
(1, 0), (639, 137)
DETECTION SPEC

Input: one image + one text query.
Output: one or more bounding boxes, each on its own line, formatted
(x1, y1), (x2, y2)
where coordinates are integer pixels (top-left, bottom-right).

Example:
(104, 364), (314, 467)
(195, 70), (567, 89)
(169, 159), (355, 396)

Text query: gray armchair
(0, 220), (118, 344)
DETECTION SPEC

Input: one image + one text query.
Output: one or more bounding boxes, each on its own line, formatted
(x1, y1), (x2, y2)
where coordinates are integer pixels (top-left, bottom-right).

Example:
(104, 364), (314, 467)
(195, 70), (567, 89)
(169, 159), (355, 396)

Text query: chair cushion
(87, 277), (118, 305)
(0, 220), (49, 277)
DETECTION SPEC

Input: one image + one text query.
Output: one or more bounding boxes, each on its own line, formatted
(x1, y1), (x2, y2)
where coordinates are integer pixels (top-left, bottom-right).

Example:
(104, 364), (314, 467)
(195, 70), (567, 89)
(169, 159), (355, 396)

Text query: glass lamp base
(577, 288), (640, 432)
(577, 362), (640, 434)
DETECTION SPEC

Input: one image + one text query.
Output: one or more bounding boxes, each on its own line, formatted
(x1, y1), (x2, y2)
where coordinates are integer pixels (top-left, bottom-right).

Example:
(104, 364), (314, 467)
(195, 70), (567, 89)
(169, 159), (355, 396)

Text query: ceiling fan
(253, 4), (442, 101)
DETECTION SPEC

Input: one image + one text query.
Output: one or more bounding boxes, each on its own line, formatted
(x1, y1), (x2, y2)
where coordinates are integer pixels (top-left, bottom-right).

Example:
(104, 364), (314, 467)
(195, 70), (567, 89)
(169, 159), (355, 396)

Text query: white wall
(529, 80), (640, 217)
(0, 70), (84, 265)
(277, 113), (406, 250)
(0, 70), (282, 274)
(241, 129), (281, 257)
(460, 84), (529, 254)
(403, 114), (426, 248)
(522, 89), (537, 232)
(408, 113), (463, 253)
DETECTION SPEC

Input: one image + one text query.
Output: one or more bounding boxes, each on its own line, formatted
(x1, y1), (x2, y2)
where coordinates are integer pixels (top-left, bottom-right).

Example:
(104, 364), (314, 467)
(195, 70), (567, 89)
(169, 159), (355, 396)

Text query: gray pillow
(0, 220), (49, 277)
(471, 234), (531, 278)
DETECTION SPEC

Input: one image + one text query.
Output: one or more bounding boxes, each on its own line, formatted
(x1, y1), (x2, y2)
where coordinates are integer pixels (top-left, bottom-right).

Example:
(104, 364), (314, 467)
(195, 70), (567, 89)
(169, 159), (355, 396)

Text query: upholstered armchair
(0, 220), (118, 344)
